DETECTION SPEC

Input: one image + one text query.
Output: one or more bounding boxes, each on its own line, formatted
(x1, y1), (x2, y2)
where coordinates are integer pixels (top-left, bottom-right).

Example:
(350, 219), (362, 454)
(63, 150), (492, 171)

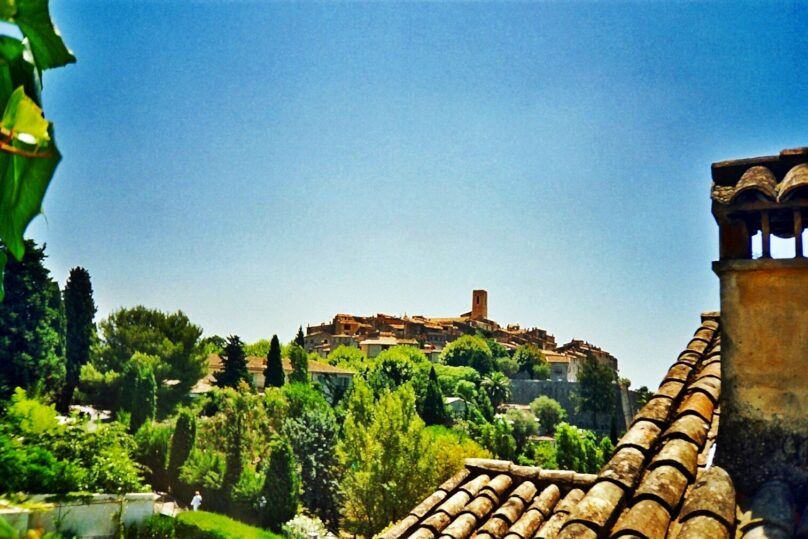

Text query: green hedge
(175, 511), (280, 539)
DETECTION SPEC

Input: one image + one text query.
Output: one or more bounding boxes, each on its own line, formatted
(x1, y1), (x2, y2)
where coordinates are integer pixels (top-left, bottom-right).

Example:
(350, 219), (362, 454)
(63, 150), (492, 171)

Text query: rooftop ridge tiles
(561, 480), (626, 532)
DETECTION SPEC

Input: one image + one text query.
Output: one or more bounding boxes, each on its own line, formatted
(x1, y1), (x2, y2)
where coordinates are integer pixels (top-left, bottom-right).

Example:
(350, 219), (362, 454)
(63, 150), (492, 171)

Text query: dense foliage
(339, 380), (439, 537)
(0, 241), (64, 399)
(530, 395), (567, 435)
(95, 306), (207, 415)
(440, 335), (494, 374)
(0, 389), (143, 494)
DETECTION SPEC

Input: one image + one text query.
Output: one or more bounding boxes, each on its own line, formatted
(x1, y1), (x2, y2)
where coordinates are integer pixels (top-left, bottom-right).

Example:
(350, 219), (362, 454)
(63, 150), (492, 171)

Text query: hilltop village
(303, 289), (618, 382)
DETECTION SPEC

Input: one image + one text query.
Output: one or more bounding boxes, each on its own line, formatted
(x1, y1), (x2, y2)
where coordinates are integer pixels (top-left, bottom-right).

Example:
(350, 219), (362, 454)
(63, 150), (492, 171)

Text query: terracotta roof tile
(651, 438), (700, 481)
(599, 447), (646, 491)
(564, 480), (625, 530)
(676, 391), (715, 423)
(655, 379), (687, 401)
(611, 498), (672, 539)
(617, 420), (663, 454)
(662, 414), (710, 447)
(663, 362), (694, 383)
(536, 488), (584, 539)
(631, 396), (675, 426)
(678, 467), (736, 529)
(635, 464), (690, 512)
(675, 514), (731, 539)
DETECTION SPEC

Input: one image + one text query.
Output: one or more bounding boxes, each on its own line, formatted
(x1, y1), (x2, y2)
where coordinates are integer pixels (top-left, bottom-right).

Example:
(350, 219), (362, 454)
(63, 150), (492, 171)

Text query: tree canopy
(440, 335), (494, 374)
(575, 353), (616, 425)
(0, 240), (64, 399)
(96, 306), (207, 414)
(513, 344), (549, 379)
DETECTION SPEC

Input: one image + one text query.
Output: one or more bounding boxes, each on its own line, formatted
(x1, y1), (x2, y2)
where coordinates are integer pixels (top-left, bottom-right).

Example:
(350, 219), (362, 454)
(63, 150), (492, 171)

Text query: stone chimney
(711, 147), (808, 496)
(471, 289), (488, 321)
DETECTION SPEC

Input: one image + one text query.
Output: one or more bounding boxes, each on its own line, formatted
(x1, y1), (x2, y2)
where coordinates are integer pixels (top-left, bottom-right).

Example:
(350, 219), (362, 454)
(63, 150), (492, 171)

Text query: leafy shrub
(282, 514), (328, 539)
(77, 363), (121, 411)
(134, 423), (172, 492)
(128, 514), (176, 538)
(1, 391), (145, 495)
(175, 511), (280, 539)
(178, 449), (225, 501)
(530, 396), (567, 435)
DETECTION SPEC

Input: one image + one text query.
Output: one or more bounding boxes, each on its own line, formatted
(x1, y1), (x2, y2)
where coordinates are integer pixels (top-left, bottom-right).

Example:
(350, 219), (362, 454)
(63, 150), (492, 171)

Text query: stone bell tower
(711, 147), (808, 495)
(471, 289), (488, 321)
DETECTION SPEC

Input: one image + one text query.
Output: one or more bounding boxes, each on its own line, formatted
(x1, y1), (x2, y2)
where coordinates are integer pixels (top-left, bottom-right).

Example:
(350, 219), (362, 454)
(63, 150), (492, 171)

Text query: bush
(134, 422), (172, 492)
(530, 396), (567, 435)
(175, 511), (280, 539)
(282, 514), (328, 539)
(129, 514), (177, 538)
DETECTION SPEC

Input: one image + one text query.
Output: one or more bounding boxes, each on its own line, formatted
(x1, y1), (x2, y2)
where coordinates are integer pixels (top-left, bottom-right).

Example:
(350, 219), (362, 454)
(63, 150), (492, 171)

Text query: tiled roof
(382, 312), (778, 539)
(711, 147), (808, 209)
(206, 354), (354, 376)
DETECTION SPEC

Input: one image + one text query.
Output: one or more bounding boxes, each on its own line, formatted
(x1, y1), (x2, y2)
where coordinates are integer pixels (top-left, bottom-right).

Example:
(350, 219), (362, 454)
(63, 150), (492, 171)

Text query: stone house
(382, 147), (808, 539)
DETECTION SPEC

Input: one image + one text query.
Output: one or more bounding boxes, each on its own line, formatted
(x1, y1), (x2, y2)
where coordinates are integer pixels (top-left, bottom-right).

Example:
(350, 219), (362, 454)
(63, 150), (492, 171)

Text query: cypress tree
(295, 325), (305, 347)
(264, 334), (284, 388)
(288, 344), (309, 384)
(421, 366), (449, 426)
(262, 437), (300, 531)
(58, 267), (96, 413)
(216, 335), (250, 388)
(130, 365), (156, 434)
(167, 409), (196, 492)
(119, 361), (140, 415)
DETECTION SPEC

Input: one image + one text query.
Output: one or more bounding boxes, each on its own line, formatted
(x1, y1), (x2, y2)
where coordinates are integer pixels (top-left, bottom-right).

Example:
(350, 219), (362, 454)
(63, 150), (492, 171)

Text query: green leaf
(2, 0), (75, 71)
(2, 85), (48, 143)
(0, 96), (60, 260)
(0, 36), (41, 107)
(0, 249), (6, 302)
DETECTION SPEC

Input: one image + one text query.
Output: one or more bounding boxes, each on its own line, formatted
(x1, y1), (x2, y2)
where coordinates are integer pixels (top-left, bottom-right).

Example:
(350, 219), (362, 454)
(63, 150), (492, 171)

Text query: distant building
(206, 354), (354, 398)
(304, 289), (560, 358)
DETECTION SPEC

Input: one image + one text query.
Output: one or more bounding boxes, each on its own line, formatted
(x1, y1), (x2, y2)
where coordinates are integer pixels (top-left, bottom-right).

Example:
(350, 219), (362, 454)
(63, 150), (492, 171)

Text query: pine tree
(216, 335), (250, 388)
(295, 325), (305, 347)
(264, 334), (284, 388)
(421, 366), (448, 426)
(262, 437), (300, 531)
(288, 343), (309, 384)
(167, 409), (196, 492)
(57, 267), (96, 413)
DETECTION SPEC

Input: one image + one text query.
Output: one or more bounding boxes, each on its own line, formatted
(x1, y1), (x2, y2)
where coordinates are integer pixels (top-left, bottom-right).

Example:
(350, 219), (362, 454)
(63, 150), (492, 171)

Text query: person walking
(191, 491), (202, 511)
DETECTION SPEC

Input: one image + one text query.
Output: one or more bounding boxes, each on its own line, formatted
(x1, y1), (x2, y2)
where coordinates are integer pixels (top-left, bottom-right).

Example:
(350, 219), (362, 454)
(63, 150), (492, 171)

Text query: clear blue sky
(28, 1), (808, 387)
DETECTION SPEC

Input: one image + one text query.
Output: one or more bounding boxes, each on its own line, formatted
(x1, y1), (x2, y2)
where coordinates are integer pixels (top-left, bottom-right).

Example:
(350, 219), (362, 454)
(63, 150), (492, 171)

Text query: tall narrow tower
(471, 289), (488, 321)
(711, 147), (808, 495)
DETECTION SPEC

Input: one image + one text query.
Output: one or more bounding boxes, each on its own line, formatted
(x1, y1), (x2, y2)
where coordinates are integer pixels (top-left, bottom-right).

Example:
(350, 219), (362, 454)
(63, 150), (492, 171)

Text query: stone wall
(509, 380), (639, 434)
(2, 493), (157, 538)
